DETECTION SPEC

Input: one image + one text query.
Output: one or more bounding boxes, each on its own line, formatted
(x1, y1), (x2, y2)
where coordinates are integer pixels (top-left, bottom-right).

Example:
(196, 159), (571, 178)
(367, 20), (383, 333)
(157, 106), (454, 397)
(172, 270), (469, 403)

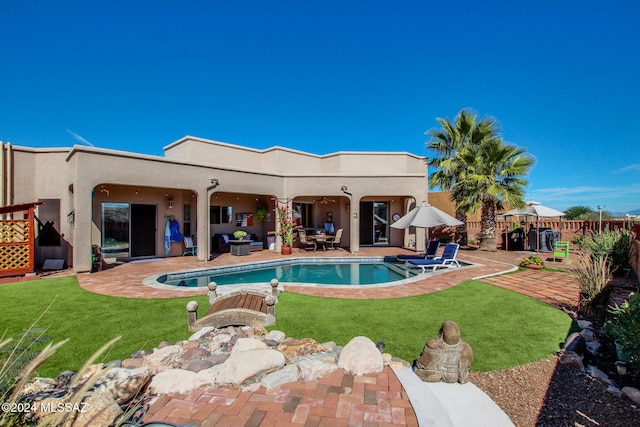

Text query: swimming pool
(156, 258), (421, 288)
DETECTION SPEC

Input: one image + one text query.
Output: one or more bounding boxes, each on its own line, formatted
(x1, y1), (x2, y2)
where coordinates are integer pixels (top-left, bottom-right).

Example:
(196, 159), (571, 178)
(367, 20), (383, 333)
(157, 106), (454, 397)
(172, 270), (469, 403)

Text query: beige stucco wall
(5, 137), (429, 273)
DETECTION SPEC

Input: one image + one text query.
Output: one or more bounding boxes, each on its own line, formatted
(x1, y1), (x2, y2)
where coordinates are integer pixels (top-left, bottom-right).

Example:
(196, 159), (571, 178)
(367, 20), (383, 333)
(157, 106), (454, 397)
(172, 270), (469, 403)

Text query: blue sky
(2, 1), (639, 214)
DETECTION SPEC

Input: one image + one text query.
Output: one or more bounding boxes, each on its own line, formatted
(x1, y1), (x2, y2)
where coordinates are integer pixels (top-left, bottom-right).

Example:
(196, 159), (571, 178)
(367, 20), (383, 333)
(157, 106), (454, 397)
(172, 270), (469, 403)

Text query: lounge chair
(407, 243), (460, 272)
(326, 229), (343, 250)
(298, 230), (317, 251)
(182, 236), (197, 256)
(396, 240), (440, 261)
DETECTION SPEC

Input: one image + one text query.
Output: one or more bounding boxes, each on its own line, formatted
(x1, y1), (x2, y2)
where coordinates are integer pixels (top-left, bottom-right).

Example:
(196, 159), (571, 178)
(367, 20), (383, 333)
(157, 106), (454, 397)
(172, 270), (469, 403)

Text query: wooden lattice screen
(0, 202), (41, 278)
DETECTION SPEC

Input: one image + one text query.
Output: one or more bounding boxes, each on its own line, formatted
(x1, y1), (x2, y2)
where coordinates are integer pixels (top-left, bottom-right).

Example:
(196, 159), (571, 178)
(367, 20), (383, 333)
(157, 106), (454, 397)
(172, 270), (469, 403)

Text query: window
(294, 202), (314, 228)
(210, 206), (232, 224)
(183, 204), (191, 236)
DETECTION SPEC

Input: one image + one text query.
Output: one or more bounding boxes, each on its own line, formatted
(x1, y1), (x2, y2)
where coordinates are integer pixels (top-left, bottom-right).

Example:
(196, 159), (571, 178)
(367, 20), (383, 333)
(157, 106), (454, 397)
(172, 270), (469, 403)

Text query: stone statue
(414, 320), (474, 384)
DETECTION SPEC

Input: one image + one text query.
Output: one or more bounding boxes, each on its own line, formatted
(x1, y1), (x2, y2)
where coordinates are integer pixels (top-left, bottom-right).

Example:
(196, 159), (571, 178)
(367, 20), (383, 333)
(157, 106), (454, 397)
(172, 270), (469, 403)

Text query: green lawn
(0, 276), (572, 376)
(273, 280), (573, 372)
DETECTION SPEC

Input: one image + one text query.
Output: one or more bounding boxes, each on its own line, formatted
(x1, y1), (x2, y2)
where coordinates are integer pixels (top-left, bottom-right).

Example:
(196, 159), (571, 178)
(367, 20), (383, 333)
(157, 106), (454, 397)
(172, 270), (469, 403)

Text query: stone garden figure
(414, 320), (474, 384)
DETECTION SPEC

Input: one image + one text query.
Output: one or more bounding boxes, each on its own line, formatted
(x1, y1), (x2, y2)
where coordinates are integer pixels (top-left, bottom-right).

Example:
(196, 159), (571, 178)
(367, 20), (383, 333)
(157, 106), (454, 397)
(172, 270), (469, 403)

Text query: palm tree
(455, 138), (534, 251)
(426, 109), (499, 244)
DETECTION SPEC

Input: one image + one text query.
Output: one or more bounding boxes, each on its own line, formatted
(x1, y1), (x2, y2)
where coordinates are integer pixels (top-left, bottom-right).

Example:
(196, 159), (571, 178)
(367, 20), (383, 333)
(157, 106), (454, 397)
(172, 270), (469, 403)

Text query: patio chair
(326, 229), (343, 250)
(298, 230), (317, 251)
(406, 243), (460, 273)
(395, 240), (440, 261)
(182, 236), (197, 256)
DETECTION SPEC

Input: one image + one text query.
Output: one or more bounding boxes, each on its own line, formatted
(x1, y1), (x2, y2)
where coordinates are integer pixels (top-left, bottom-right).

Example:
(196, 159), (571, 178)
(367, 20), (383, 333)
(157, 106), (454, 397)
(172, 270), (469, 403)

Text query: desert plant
(606, 293), (640, 371)
(578, 229), (633, 275)
(574, 251), (612, 319)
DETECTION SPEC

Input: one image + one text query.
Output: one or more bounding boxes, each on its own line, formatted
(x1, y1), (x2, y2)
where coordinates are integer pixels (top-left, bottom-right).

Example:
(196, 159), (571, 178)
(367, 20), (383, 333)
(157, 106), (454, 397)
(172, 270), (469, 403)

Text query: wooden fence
(0, 203), (41, 278)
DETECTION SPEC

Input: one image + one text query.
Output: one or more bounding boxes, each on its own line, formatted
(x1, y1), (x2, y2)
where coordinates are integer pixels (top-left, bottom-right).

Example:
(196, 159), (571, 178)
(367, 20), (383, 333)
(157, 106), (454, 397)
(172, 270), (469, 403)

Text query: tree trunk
(479, 199), (497, 251)
(455, 209), (467, 245)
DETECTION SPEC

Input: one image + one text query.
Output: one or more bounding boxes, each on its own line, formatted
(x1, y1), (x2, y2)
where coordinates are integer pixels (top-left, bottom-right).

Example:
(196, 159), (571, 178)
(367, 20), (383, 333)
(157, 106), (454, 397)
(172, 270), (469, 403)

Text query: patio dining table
(307, 234), (332, 251)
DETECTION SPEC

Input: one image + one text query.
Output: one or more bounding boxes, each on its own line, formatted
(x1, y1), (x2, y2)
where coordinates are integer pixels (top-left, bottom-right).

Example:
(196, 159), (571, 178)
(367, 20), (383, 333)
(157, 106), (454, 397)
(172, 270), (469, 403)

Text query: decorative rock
(148, 369), (207, 395)
(121, 358), (145, 369)
(585, 341), (601, 355)
(182, 341), (202, 351)
(413, 320), (474, 384)
(157, 341), (173, 349)
(260, 364), (300, 389)
(130, 349), (152, 358)
(559, 351), (584, 369)
(607, 385), (622, 398)
(622, 386), (640, 404)
(207, 353), (230, 366)
(195, 364), (225, 385)
(242, 382), (262, 392)
(183, 347), (210, 361)
(19, 377), (56, 397)
(321, 341), (337, 352)
(265, 330), (286, 343)
(94, 366), (151, 404)
(576, 319), (593, 329)
(216, 349), (285, 385)
(144, 345), (184, 373)
(587, 365), (610, 383)
(189, 326), (215, 342)
(55, 370), (75, 388)
(382, 353), (393, 363)
(338, 336), (384, 376)
(186, 359), (214, 373)
(72, 392), (123, 427)
(250, 323), (268, 336)
(231, 338), (268, 353)
(580, 328), (596, 341)
(298, 358), (338, 382)
(563, 332), (585, 354)
(277, 338), (325, 360)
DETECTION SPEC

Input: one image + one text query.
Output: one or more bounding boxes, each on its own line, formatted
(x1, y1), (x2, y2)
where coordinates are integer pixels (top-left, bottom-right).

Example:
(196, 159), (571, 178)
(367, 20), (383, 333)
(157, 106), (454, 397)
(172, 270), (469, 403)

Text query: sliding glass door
(102, 202), (130, 257)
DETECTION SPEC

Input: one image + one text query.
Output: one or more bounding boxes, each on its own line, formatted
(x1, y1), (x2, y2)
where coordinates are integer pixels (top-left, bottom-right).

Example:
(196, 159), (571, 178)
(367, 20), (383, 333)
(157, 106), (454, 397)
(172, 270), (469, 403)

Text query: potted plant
(233, 230), (248, 240)
(519, 255), (545, 269)
(276, 206), (300, 254)
(255, 206), (268, 223)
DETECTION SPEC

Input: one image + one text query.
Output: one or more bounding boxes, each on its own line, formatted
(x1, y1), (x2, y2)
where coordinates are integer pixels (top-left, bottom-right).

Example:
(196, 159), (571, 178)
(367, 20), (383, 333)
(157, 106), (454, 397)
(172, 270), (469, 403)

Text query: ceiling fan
(318, 196), (337, 205)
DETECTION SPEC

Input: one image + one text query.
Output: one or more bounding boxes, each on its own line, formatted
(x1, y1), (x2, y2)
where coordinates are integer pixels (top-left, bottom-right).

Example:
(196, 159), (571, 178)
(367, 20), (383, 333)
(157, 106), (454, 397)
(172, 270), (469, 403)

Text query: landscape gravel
(464, 246), (640, 427)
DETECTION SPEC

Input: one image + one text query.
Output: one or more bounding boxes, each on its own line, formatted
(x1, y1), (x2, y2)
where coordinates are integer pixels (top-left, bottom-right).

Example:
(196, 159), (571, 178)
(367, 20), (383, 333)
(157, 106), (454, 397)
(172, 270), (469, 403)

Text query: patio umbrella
(501, 201), (565, 252)
(391, 202), (463, 248)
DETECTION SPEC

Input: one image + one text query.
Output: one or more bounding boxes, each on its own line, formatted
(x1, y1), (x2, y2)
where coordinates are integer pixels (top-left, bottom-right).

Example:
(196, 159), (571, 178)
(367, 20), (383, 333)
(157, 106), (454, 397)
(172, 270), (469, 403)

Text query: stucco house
(1, 136), (429, 274)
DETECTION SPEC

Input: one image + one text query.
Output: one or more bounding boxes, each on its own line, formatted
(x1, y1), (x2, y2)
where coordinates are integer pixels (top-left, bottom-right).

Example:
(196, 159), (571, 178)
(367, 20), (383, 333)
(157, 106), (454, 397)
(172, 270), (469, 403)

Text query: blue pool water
(157, 259), (418, 287)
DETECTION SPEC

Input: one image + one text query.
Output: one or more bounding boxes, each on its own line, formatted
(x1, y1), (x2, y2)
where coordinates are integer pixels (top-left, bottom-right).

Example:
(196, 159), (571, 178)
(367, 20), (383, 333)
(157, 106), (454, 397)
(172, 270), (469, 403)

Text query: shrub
(519, 256), (545, 267)
(606, 293), (640, 371)
(578, 230), (633, 276)
(574, 252), (612, 319)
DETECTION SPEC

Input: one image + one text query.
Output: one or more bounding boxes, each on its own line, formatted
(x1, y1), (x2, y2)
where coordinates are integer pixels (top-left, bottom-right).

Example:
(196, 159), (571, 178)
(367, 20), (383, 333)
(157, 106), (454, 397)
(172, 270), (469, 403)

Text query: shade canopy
(391, 202), (463, 229)
(501, 201), (566, 218)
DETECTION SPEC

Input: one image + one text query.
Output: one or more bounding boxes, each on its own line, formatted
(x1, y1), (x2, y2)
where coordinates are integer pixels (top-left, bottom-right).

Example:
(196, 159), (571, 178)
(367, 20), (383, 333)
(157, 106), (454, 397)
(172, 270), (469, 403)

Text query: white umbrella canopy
(391, 202), (463, 250)
(502, 201), (566, 218)
(391, 202), (464, 229)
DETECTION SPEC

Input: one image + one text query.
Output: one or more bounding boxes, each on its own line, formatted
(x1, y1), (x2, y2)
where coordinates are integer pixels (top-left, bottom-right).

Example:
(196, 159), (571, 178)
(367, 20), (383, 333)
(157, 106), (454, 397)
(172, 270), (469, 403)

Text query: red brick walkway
(144, 367), (417, 426)
(480, 268), (579, 309)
